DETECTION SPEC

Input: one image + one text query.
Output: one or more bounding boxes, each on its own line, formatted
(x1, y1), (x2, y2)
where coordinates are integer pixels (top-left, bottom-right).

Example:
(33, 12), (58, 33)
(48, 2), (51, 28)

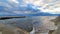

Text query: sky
(0, 0), (60, 16)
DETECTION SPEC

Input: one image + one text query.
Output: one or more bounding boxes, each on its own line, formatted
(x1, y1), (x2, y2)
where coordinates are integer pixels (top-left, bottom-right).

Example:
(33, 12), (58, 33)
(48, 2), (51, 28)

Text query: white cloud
(7, 0), (19, 4)
(7, 0), (60, 14)
(34, 0), (60, 14)
(0, 2), (2, 6)
(40, 7), (60, 14)
(13, 11), (33, 14)
(12, 0), (19, 3)
(13, 11), (24, 14)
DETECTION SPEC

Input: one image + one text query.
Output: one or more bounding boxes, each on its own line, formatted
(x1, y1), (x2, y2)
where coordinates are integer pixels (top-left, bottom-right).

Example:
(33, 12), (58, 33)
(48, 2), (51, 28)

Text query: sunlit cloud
(38, 7), (60, 14)
(0, 0), (60, 15)
(35, 0), (60, 14)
